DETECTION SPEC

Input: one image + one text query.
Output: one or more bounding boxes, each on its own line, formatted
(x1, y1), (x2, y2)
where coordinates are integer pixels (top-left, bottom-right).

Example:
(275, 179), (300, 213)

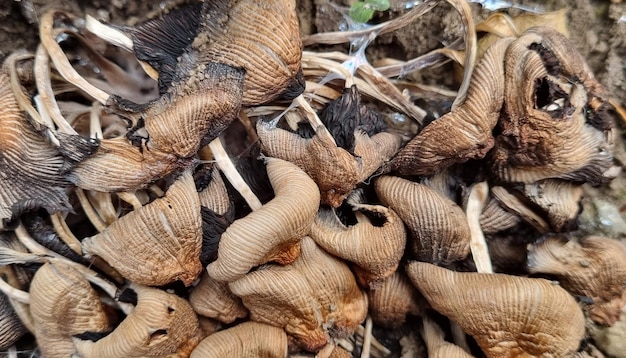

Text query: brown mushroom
(375, 175), (470, 266)
(189, 272), (248, 324)
(74, 284), (203, 358)
(527, 235), (626, 326)
(229, 236), (368, 352)
(421, 316), (474, 358)
(406, 261), (585, 357)
(522, 179), (583, 232)
(82, 169), (202, 286)
(491, 27), (615, 185)
(207, 157), (320, 282)
(189, 321), (288, 358)
(368, 271), (421, 328)
(389, 36), (515, 176)
(30, 262), (111, 358)
(309, 196), (406, 289)
(479, 197), (522, 235)
(257, 119), (401, 208)
(0, 291), (26, 350)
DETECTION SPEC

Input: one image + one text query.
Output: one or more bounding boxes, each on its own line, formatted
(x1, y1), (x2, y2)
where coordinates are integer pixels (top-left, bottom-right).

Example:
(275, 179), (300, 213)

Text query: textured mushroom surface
(421, 317), (474, 358)
(190, 321), (288, 358)
(74, 285), (202, 358)
(527, 235), (626, 326)
(407, 262), (585, 357)
(82, 170), (202, 286)
(0, 291), (26, 349)
(375, 175), (470, 265)
(30, 262), (110, 358)
(189, 272), (247, 324)
(368, 271), (421, 328)
(207, 157), (320, 282)
(229, 236), (368, 351)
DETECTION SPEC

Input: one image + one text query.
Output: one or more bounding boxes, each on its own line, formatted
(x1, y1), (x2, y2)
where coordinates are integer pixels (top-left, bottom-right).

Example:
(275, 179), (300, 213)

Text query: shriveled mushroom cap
(0, 291), (26, 350)
(479, 197), (521, 235)
(189, 272), (247, 324)
(368, 271), (421, 328)
(207, 157), (320, 282)
(375, 176), (470, 265)
(82, 170), (202, 286)
(310, 201), (406, 289)
(527, 235), (626, 326)
(523, 179), (583, 232)
(190, 321), (288, 358)
(406, 261), (585, 357)
(258, 120), (401, 207)
(30, 262), (110, 358)
(74, 284), (202, 358)
(198, 166), (231, 216)
(229, 237), (367, 351)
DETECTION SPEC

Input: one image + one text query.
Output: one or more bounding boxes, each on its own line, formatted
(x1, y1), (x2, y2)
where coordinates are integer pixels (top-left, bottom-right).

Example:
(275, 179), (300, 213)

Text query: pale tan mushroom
(82, 170), (202, 286)
(189, 272), (248, 324)
(368, 271), (421, 328)
(198, 166), (231, 216)
(190, 321), (288, 358)
(229, 237), (368, 352)
(421, 316), (474, 358)
(406, 261), (585, 357)
(207, 157), (320, 282)
(30, 262), (111, 358)
(479, 197), (521, 235)
(375, 175), (470, 266)
(527, 235), (626, 326)
(522, 179), (584, 232)
(309, 198), (406, 289)
(74, 284), (203, 358)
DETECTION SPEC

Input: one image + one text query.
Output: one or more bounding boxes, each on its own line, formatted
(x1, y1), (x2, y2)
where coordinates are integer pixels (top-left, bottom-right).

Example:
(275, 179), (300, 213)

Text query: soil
(0, 0), (625, 357)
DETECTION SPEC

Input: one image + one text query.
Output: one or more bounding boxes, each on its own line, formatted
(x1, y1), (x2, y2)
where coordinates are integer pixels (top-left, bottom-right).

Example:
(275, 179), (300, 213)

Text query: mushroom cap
(406, 262), (585, 357)
(82, 170), (203, 286)
(527, 235), (626, 326)
(522, 179), (583, 232)
(190, 321), (288, 358)
(189, 272), (248, 324)
(368, 271), (421, 328)
(30, 262), (110, 358)
(479, 197), (522, 235)
(207, 157), (320, 282)
(0, 290), (26, 350)
(375, 175), (470, 265)
(74, 284), (202, 358)
(229, 237), (367, 352)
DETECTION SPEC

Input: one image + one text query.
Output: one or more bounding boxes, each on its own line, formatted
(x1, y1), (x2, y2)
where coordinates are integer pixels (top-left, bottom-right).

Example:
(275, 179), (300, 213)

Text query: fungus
(188, 272), (247, 324)
(421, 316), (474, 358)
(367, 271), (421, 328)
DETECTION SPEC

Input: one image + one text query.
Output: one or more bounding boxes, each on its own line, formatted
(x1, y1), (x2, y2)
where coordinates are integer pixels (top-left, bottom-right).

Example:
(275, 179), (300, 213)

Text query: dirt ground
(0, 0), (625, 357)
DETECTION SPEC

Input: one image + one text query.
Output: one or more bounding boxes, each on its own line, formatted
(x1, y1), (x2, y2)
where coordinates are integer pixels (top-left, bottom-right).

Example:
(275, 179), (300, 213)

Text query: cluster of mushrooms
(0, 0), (625, 357)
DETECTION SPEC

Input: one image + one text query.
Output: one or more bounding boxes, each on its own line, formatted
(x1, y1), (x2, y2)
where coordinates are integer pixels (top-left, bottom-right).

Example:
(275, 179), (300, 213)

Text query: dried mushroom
(229, 236), (368, 351)
(527, 235), (626, 326)
(0, 68), (72, 230)
(491, 27), (615, 185)
(407, 261), (585, 357)
(74, 284), (203, 358)
(0, 290), (26, 349)
(30, 262), (110, 358)
(257, 118), (401, 208)
(522, 179), (583, 232)
(389, 37), (515, 176)
(368, 271), (421, 328)
(479, 197), (522, 235)
(309, 199), (406, 289)
(207, 158), (320, 282)
(126, 0), (303, 105)
(421, 316), (474, 358)
(82, 170), (202, 286)
(189, 272), (247, 324)
(190, 321), (288, 358)
(375, 175), (470, 266)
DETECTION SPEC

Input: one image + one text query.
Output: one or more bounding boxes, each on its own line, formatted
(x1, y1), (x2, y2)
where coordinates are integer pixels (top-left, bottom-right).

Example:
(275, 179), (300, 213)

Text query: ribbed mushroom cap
(479, 197), (521, 235)
(375, 176), (470, 265)
(406, 262), (585, 357)
(229, 237), (367, 352)
(189, 272), (247, 324)
(527, 235), (626, 326)
(522, 179), (583, 232)
(190, 321), (288, 358)
(30, 262), (110, 358)
(74, 284), (202, 358)
(368, 271), (421, 328)
(0, 291), (25, 350)
(82, 170), (202, 286)
(207, 157), (320, 282)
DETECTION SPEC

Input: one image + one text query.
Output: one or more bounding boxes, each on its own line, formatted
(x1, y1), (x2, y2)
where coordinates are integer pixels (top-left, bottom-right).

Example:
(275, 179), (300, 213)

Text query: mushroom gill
(389, 37), (515, 176)
(74, 284), (203, 358)
(81, 170), (202, 286)
(207, 157), (320, 282)
(491, 27), (615, 185)
(257, 118), (401, 208)
(190, 321), (288, 358)
(527, 235), (626, 326)
(406, 261), (585, 357)
(309, 200), (406, 289)
(375, 175), (471, 266)
(30, 262), (110, 358)
(0, 69), (72, 230)
(368, 271), (421, 328)
(189, 272), (248, 324)
(229, 236), (368, 352)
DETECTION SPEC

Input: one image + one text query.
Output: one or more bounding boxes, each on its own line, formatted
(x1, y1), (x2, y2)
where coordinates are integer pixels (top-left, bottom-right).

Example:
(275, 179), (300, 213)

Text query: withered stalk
(465, 182), (493, 274)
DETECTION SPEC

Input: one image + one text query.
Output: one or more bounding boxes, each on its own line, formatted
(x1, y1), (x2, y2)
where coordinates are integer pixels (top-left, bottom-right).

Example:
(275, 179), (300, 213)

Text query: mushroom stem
(32, 95), (61, 147)
(361, 316), (373, 358)
(446, 0), (476, 110)
(316, 342), (335, 358)
(465, 181), (493, 274)
(355, 324), (391, 356)
(7, 346), (17, 358)
(39, 11), (109, 104)
(450, 321), (471, 353)
(0, 276), (29, 304)
(208, 137), (262, 211)
(84, 14), (134, 51)
(50, 212), (83, 255)
(76, 188), (107, 232)
(88, 191), (119, 225)
(293, 94), (327, 132)
(90, 102), (104, 139)
(117, 192), (144, 210)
